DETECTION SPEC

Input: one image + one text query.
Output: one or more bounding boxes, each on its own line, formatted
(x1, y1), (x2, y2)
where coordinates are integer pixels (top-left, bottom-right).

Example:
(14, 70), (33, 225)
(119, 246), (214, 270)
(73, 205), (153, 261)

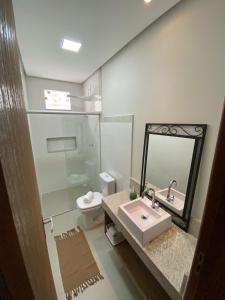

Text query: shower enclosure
(27, 111), (101, 222)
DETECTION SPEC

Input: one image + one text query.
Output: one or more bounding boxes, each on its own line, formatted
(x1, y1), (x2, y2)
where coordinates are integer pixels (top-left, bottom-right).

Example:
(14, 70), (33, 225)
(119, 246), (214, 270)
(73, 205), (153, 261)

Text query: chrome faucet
(148, 188), (159, 209)
(167, 179), (177, 202)
(142, 185), (159, 209)
(141, 185), (151, 199)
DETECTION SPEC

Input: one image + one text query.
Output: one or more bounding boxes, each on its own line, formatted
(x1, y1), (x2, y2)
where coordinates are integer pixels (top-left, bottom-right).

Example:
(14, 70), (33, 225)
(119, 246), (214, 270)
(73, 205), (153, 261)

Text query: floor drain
(141, 214), (148, 220)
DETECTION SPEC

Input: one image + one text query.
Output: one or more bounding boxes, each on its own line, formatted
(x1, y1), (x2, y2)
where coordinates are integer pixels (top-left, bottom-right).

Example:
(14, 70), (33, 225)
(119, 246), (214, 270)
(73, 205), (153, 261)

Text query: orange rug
(55, 227), (104, 299)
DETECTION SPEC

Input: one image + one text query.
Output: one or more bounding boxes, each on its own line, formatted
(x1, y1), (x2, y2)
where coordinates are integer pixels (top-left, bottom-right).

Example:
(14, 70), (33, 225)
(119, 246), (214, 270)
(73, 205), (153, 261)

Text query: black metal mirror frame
(140, 123), (207, 231)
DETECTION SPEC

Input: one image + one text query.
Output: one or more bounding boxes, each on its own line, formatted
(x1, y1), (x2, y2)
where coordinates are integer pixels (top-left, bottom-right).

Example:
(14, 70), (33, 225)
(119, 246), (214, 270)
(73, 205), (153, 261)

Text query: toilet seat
(77, 192), (103, 211)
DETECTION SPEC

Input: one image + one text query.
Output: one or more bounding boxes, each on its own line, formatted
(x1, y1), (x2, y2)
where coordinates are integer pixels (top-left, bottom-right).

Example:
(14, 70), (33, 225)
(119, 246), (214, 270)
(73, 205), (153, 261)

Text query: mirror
(146, 135), (195, 216)
(140, 124), (207, 230)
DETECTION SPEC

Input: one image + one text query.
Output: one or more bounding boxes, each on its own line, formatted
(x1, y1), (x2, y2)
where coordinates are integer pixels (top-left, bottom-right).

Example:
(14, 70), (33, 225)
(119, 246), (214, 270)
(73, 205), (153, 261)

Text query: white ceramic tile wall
(83, 70), (102, 113)
(28, 114), (100, 195)
(100, 116), (133, 192)
(84, 115), (101, 191)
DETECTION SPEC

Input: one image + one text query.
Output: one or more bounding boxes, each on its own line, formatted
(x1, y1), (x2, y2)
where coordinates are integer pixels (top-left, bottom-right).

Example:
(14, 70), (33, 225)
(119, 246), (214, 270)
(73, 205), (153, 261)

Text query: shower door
(28, 112), (101, 222)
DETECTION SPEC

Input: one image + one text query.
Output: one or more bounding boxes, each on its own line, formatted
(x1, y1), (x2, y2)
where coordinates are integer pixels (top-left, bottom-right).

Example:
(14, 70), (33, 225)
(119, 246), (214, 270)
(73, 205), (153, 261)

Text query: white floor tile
(45, 209), (144, 300)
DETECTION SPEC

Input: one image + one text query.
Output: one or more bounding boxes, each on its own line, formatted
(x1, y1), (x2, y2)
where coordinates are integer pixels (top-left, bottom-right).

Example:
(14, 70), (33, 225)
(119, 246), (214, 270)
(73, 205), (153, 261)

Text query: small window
(44, 89), (71, 110)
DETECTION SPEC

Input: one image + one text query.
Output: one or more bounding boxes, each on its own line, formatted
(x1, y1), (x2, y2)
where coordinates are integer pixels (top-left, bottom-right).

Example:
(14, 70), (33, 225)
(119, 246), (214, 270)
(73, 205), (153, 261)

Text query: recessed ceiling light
(144, 0), (152, 3)
(61, 39), (82, 53)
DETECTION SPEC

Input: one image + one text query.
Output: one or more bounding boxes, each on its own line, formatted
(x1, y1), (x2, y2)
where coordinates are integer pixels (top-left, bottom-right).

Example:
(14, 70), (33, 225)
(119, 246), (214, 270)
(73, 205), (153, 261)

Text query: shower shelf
(26, 109), (101, 115)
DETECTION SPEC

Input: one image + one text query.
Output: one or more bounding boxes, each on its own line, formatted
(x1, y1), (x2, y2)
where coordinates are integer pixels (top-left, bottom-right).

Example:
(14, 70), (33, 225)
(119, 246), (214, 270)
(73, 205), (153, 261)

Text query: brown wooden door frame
(184, 100), (225, 299)
(0, 161), (35, 300)
(0, 0), (57, 299)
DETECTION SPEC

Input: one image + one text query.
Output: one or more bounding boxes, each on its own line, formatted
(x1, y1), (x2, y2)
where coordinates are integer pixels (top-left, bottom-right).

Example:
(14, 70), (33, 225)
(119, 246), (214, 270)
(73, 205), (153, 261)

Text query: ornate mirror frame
(140, 123), (207, 230)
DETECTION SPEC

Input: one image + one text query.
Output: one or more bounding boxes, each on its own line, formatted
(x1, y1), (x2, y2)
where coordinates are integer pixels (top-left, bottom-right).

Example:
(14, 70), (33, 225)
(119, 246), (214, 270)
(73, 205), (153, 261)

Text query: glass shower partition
(27, 111), (101, 224)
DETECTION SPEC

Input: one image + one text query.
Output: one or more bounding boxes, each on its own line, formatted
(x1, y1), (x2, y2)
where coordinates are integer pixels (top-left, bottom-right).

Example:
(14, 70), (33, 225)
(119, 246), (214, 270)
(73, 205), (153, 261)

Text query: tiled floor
(41, 186), (90, 219)
(44, 208), (145, 300)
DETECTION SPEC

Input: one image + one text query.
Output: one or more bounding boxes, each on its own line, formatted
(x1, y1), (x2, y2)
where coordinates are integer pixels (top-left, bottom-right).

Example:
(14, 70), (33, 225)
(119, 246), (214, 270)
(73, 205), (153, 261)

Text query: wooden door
(0, 0), (57, 299)
(184, 101), (225, 299)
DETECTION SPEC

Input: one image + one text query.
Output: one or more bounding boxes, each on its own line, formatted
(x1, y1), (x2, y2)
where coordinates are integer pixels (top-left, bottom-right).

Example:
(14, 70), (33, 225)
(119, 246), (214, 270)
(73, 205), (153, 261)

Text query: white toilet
(76, 172), (115, 229)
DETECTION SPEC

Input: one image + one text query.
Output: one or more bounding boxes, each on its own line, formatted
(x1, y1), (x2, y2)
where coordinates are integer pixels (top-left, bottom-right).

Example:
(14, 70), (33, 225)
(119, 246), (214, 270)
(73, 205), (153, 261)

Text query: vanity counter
(102, 190), (197, 300)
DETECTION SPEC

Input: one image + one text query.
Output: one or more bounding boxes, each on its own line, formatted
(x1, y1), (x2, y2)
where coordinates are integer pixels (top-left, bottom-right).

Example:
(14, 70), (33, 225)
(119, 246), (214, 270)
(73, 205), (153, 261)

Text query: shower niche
(46, 136), (77, 153)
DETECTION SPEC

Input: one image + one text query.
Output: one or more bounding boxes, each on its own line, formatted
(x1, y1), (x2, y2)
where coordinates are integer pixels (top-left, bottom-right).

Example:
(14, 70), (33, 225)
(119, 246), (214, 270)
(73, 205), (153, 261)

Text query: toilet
(76, 172), (115, 229)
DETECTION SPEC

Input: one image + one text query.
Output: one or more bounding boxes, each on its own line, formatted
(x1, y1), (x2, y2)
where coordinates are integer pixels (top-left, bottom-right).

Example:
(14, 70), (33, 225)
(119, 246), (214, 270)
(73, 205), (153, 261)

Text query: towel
(83, 191), (93, 204)
(108, 225), (117, 237)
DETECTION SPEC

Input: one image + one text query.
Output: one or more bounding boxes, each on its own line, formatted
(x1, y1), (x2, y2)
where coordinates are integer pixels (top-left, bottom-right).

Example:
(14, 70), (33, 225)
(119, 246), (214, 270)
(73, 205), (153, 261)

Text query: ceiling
(12, 0), (181, 83)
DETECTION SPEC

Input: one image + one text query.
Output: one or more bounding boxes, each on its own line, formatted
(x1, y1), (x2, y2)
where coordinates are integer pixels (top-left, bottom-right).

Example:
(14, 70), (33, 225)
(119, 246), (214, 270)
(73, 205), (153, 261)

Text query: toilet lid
(76, 192), (103, 210)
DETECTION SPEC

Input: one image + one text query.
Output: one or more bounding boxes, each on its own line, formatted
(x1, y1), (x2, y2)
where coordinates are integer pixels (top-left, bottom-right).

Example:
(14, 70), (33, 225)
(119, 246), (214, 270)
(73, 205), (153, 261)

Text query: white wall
(28, 114), (86, 194)
(101, 0), (225, 224)
(101, 115), (133, 192)
(26, 76), (83, 111)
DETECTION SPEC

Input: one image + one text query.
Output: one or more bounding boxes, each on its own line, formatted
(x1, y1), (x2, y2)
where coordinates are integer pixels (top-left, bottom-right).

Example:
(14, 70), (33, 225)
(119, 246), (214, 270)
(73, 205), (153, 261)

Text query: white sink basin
(155, 188), (185, 216)
(118, 197), (171, 245)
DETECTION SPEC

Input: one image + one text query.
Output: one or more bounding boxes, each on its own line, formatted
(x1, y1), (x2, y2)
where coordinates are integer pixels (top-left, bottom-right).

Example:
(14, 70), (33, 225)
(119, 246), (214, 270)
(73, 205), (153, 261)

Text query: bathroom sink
(155, 188), (185, 216)
(118, 197), (171, 245)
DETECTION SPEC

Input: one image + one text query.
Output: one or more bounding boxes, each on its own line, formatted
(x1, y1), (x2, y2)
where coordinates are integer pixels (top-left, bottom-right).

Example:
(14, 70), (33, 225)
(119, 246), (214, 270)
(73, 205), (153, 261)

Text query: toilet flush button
(100, 172), (115, 183)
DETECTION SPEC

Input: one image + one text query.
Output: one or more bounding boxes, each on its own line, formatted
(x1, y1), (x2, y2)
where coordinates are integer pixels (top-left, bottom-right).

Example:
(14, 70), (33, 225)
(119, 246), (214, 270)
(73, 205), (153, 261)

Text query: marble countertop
(102, 190), (197, 300)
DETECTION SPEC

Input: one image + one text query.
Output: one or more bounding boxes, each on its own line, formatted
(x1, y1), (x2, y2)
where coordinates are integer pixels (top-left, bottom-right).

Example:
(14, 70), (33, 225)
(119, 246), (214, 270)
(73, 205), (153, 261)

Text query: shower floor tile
(41, 186), (90, 219)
